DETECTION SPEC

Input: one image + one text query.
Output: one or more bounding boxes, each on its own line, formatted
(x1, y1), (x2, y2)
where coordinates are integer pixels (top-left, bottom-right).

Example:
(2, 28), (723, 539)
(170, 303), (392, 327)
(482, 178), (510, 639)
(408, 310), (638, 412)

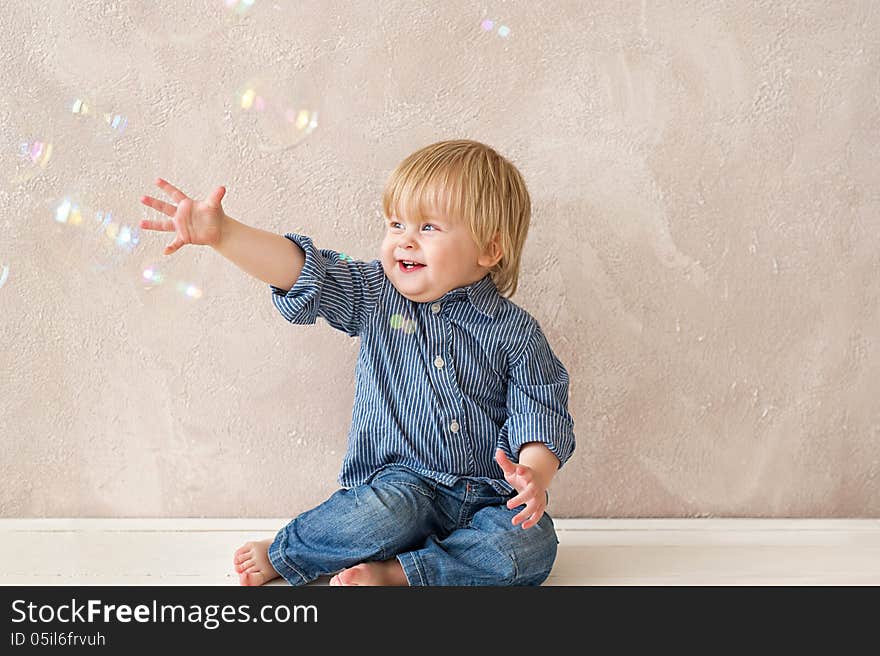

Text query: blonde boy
(140, 139), (575, 585)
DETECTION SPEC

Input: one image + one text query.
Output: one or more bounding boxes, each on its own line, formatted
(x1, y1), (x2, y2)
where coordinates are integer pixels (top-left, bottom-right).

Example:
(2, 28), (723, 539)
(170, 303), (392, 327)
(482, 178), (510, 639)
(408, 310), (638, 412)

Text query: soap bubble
(11, 138), (54, 184)
(69, 96), (128, 140)
(70, 96), (130, 135)
(138, 0), (255, 46)
(479, 19), (511, 38)
(2, 105), (57, 185)
(224, 0), (256, 15)
(388, 313), (418, 335)
(0, 263), (9, 291)
(177, 281), (204, 299)
(51, 193), (142, 273)
(45, 93), (150, 273)
(142, 263), (205, 300)
(231, 68), (320, 152)
(142, 264), (165, 288)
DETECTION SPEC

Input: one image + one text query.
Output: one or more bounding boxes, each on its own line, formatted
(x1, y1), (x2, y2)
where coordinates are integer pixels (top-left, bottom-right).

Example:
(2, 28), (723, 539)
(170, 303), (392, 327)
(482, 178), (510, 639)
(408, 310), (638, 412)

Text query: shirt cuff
(505, 413), (575, 469)
(269, 233), (326, 324)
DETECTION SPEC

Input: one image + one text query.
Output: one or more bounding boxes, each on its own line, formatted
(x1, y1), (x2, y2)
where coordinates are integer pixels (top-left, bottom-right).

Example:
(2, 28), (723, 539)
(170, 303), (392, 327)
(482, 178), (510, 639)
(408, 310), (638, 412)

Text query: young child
(140, 139), (575, 586)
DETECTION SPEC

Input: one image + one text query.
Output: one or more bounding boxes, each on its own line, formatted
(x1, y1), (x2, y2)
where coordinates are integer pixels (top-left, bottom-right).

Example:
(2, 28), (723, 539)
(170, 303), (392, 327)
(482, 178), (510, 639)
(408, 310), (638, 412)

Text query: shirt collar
(436, 274), (501, 319)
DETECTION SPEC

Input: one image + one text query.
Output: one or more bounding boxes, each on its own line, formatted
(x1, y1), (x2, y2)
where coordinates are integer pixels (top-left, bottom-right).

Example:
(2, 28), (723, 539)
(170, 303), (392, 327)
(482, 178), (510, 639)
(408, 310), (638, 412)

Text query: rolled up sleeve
(269, 232), (384, 337)
(500, 323), (576, 468)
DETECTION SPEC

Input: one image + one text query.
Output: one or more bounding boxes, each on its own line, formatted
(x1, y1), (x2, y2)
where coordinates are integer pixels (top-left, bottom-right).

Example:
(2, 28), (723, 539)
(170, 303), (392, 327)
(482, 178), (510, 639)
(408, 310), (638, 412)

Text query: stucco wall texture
(1, 1), (878, 518)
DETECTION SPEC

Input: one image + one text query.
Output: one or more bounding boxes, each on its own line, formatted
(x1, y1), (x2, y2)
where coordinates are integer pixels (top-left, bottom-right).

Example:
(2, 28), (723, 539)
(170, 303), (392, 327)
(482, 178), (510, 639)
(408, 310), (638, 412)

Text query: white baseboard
(1, 518), (878, 585)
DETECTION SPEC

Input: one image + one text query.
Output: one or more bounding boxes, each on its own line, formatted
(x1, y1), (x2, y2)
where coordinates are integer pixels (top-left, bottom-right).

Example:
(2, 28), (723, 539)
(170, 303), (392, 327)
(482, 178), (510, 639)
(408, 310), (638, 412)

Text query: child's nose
(398, 231), (419, 247)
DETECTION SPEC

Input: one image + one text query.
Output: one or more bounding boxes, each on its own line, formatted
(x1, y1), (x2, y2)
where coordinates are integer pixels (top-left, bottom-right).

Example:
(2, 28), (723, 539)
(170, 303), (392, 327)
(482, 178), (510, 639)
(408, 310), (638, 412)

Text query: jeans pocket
(370, 465), (435, 501)
(366, 464), (399, 484)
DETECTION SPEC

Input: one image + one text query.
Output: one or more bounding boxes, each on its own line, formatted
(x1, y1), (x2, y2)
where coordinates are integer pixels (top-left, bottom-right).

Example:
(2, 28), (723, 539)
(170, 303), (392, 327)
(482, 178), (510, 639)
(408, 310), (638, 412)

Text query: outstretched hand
(495, 448), (548, 530)
(140, 178), (228, 255)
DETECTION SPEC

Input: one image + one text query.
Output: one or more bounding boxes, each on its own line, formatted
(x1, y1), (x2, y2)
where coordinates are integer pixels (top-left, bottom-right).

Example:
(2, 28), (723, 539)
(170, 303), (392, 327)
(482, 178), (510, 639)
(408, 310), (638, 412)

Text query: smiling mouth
(398, 260), (426, 272)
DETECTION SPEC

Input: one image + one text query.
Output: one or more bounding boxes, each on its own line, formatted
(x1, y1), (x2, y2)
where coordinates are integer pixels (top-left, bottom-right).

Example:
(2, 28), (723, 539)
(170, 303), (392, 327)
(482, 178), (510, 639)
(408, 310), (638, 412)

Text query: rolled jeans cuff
(397, 551), (428, 586)
(268, 529), (309, 585)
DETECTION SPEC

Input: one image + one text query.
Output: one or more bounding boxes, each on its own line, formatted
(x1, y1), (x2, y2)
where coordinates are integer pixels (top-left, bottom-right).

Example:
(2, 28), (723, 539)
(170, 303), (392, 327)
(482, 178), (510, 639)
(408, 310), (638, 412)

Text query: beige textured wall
(1, 1), (878, 518)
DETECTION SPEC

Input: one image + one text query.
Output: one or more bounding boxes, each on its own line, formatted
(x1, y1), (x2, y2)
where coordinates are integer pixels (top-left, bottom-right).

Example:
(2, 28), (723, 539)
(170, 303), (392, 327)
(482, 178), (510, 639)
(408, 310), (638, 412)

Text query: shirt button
(431, 303), (441, 314)
(449, 420), (460, 433)
(433, 356), (444, 369)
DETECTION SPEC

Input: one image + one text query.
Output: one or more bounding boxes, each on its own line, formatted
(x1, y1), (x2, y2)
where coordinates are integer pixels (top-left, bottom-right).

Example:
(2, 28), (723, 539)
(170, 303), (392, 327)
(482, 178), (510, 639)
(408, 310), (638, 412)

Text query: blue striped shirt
(270, 232), (576, 494)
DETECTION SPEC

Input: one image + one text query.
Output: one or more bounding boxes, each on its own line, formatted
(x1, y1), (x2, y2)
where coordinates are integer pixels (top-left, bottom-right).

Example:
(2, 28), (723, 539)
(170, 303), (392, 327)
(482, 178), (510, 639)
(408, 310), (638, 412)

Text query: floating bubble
(7, 138), (54, 184)
(138, 0), (254, 46)
(52, 194), (142, 272)
(69, 96), (130, 138)
(142, 263), (204, 300)
(479, 19), (511, 38)
(54, 196), (140, 252)
(3, 105), (57, 185)
(232, 68), (320, 152)
(0, 263), (9, 291)
(44, 91), (152, 274)
(178, 281), (204, 299)
(224, 0), (256, 15)
(142, 265), (165, 287)
(54, 197), (85, 226)
(11, 138), (54, 183)
(20, 139), (53, 166)
(388, 313), (417, 334)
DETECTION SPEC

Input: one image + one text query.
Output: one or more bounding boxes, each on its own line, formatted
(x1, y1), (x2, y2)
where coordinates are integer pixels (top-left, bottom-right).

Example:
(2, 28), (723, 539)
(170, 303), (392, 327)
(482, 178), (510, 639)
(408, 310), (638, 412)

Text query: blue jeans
(268, 464), (559, 586)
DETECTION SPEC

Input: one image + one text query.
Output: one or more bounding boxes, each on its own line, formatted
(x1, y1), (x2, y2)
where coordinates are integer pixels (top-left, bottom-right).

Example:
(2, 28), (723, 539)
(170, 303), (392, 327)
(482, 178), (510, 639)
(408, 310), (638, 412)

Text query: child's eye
(389, 222), (437, 231)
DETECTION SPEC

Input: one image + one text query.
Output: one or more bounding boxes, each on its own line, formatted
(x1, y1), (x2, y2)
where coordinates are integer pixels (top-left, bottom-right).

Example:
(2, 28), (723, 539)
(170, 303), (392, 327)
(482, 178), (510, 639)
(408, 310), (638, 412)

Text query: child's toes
(235, 559), (254, 573)
(240, 569), (264, 586)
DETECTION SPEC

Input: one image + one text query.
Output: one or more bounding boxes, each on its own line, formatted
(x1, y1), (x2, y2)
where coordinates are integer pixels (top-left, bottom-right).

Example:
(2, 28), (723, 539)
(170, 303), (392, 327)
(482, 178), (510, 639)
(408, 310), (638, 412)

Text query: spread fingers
(139, 217), (175, 232)
(140, 194), (177, 217)
(155, 177), (187, 203)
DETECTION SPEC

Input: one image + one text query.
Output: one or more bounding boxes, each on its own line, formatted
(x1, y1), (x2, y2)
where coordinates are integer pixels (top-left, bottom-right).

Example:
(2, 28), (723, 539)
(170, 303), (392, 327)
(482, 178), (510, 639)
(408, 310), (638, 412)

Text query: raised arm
(213, 214), (304, 291)
(140, 178), (304, 291)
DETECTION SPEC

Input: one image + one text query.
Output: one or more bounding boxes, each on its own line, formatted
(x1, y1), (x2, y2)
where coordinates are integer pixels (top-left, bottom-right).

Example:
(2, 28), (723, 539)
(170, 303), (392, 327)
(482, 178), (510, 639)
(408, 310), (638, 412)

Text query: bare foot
(233, 539), (281, 586)
(329, 558), (409, 586)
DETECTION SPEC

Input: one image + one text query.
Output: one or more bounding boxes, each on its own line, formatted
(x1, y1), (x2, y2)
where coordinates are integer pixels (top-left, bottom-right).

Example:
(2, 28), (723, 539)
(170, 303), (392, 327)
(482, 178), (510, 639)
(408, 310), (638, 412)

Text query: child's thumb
(164, 237), (184, 255)
(210, 185), (227, 206)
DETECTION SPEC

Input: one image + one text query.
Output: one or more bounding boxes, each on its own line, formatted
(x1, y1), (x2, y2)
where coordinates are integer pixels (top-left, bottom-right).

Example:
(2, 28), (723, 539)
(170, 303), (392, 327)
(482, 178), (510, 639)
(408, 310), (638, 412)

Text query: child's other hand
(139, 178), (228, 255)
(495, 448), (548, 530)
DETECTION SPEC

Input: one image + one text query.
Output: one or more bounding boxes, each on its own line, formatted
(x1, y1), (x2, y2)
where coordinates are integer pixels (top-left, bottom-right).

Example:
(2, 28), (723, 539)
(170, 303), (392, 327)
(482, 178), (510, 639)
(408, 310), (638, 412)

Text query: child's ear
(478, 232), (503, 268)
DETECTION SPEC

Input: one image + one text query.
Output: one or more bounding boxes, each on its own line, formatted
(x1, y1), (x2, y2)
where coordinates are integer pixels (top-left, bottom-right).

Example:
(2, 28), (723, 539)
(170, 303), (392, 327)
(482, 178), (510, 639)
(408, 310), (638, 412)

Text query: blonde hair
(382, 139), (531, 298)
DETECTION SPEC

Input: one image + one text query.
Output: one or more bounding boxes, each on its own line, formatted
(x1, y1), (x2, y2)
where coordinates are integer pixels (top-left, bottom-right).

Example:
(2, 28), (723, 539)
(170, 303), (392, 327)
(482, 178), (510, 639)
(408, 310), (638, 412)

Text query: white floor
(1, 519), (878, 585)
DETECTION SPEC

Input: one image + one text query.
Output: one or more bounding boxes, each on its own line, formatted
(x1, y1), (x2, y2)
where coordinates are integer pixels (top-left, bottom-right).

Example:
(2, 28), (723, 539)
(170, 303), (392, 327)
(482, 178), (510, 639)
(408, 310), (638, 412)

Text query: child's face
(380, 205), (497, 303)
